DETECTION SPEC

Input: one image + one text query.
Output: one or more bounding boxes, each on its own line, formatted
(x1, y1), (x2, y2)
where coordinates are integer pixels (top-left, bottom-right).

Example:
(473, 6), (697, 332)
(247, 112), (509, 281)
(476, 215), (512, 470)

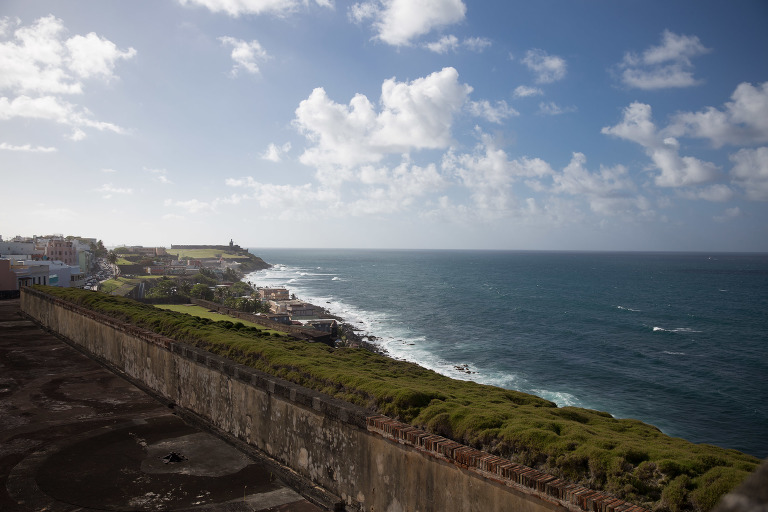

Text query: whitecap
(653, 326), (701, 334)
(531, 389), (582, 408)
(662, 351), (686, 356)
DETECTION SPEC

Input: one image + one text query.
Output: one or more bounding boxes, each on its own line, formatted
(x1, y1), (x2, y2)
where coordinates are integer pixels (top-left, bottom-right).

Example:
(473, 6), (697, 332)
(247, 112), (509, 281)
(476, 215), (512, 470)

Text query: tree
(190, 283), (214, 301)
(223, 267), (239, 282)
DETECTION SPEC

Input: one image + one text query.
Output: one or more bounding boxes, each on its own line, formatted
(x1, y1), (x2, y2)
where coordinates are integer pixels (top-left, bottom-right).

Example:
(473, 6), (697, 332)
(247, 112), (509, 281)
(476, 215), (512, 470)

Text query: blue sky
(1, 0), (767, 251)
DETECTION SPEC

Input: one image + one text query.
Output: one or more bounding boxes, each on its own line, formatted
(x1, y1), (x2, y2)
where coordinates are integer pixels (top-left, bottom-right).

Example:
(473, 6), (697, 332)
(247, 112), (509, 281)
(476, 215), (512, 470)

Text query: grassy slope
(38, 287), (758, 511)
(166, 248), (249, 260)
(154, 304), (285, 334)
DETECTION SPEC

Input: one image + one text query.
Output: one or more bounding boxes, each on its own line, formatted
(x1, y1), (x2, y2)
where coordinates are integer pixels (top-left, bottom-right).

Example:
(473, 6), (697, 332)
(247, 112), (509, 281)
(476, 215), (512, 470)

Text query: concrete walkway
(0, 298), (325, 512)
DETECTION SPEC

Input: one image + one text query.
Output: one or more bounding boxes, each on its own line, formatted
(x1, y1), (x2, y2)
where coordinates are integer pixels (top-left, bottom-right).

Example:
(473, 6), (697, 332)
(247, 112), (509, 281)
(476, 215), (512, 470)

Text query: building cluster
(0, 235), (95, 294)
(258, 286), (337, 334)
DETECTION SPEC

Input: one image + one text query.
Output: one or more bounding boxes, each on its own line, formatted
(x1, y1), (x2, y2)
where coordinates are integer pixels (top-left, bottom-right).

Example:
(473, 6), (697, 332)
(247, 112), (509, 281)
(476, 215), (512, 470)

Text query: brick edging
(367, 416), (649, 512)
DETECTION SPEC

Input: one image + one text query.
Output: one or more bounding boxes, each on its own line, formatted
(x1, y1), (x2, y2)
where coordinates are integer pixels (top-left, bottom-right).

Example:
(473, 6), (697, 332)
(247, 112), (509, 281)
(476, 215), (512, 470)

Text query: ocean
(244, 249), (768, 458)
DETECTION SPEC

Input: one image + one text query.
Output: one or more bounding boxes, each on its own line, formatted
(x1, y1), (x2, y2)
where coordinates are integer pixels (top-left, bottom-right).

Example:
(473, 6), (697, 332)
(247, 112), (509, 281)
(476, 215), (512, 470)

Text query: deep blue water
(245, 249), (768, 458)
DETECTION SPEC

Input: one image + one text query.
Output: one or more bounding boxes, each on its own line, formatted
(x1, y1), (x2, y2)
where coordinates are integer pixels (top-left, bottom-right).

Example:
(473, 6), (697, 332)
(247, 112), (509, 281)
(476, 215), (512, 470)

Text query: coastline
(242, 249), (768, 460)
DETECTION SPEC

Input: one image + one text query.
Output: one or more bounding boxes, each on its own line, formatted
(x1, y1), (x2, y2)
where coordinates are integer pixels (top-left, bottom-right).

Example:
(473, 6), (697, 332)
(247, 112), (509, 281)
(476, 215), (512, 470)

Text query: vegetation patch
(37, 286), (758, 511)
(154, 304), (285, 334)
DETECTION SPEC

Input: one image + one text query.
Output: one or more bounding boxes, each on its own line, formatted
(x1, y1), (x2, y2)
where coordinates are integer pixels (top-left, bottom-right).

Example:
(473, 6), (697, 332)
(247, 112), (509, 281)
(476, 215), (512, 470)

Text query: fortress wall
(21, 287), (643, 512)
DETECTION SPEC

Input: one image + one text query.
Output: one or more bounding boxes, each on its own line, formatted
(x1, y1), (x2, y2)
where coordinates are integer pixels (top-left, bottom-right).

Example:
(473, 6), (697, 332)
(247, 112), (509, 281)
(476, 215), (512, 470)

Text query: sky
(1, 0), (767, 251)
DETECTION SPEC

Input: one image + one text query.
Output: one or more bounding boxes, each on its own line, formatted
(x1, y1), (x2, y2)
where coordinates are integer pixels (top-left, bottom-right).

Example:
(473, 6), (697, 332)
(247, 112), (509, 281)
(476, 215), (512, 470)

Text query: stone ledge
(366, 415), (649, 512)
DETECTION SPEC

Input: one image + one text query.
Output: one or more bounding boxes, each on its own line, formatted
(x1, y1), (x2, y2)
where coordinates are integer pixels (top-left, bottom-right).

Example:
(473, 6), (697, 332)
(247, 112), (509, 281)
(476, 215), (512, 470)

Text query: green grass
(154, 304), (285, 334)
(166, 248), (249, 260)
(99, 276), (163, 295)
(35, 286), (759, 511)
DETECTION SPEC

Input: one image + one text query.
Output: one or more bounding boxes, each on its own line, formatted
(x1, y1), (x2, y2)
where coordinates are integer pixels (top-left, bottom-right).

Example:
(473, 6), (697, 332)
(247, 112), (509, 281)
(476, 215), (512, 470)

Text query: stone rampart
(20, 287), (646, 512)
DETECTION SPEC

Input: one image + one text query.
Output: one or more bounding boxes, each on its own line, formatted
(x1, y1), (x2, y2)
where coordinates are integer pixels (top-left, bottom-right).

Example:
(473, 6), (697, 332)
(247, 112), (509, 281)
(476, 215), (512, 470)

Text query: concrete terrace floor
(0, 298), (325, 512)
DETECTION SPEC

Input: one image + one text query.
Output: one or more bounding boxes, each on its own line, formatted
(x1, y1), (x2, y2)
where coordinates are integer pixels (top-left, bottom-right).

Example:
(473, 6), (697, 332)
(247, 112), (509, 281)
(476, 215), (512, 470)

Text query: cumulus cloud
(0, 95), (126, 139)
(666, 81), (768, 148)
(618, 30), (710, 90)
(261, 142), (291, 162)
(467, 100), (518, 124)
(346, 160), (447, 215)
(0, 15), (135, 95)
(0, 15), (134, 140)
(550, 152), (647, 216)
(513, 85), (542, 98)
(65, 33), (136, 79)
(424, 35), (491, 54)
(349, 0), (466, 46)
(425, 35), (458, 53)
(678, 184), (734, 202)
(538, 101), (576, 116)
(219, 36), (269, 75)
(442, 133), (554, 219)
(602, 102), (719, 187)
(730, 147), (768, 201)
(294, 67), (471, 173)
(226, 177), (340, 219)
(522, 49), (566, 84)
(177, 0), (333, 17)
(463, 37), (491, 52)
(0, 141), (56, 152)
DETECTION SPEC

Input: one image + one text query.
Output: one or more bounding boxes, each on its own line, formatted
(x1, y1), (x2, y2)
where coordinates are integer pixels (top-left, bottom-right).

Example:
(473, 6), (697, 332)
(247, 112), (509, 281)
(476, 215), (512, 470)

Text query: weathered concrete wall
(21, 288), (644, 512)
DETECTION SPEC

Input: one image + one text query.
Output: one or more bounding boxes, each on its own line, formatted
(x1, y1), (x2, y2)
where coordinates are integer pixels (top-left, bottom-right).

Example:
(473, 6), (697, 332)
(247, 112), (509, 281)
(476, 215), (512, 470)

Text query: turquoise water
(245, 249), (768, 458)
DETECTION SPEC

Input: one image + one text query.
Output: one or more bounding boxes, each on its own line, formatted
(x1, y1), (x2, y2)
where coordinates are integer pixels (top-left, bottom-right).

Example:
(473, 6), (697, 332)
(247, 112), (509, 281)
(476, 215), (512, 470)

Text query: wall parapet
(21, 287), (647, 512)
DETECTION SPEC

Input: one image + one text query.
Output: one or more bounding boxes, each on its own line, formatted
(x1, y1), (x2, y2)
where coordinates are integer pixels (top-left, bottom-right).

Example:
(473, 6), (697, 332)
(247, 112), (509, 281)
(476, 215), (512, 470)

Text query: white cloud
(97, 183), (133, 199)
(468, 100), (518, 124)
(165, 198), (213, 214)
(65, 33), (136, 79)
(226, 177), (340, 219)
(147, 167), (173, 184)
(261, 142), (291, 162)
(425, 35), (458, 54)
(550, 152), (646, 217)
(0, 15), (135, 95)
(618, 30), (710, 90)
(0, 16), (134, 141)
(602, 102), (719, 187)
(678, 184), (734, 202)
(730, 147), (768, 201)
(521, 49), (566, 84)
(346, 160), (447, 215)
(463, 37), (491, 52)
(0, 141), (56, 152)
(442, 133), (554, 219)
(177, 0), (332, 17)
(425, 35), (491, 54)
(538, 101), (575, 116)
(294, 67), (471, 173)
(219, 36), (269, 75)
(666, 81), (768, 148)
(714, 206), (741, 223)
(513, 85), (542, 98)
(0, 95), (126, 138)
(349, 0), (466, 46)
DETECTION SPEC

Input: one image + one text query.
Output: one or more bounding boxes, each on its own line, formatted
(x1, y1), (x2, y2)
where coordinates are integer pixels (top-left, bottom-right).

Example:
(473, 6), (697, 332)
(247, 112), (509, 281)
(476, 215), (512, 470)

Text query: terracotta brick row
(367, 415), (649, 512)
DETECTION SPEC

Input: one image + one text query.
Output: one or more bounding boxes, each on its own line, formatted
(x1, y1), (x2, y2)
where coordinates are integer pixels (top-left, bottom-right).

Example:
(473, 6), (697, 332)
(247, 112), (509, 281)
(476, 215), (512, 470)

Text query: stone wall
(20, 288), (646, 512)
